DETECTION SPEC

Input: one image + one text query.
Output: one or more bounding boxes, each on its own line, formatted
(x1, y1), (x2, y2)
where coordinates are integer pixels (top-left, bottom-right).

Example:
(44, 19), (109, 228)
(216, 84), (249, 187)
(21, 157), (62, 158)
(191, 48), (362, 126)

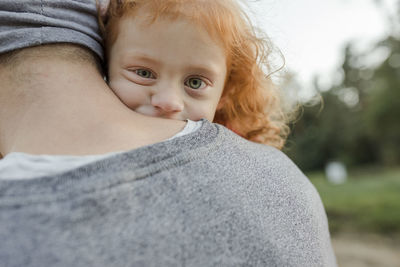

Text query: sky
(246, 0), (397, 97)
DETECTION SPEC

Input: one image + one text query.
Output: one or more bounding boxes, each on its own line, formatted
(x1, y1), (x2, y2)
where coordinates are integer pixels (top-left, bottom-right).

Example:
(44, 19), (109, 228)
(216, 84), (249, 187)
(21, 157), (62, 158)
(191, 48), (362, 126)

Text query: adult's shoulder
(213, 123), (312, 184)
(212, 123), (337, 266)
(214, 123), (326, 218)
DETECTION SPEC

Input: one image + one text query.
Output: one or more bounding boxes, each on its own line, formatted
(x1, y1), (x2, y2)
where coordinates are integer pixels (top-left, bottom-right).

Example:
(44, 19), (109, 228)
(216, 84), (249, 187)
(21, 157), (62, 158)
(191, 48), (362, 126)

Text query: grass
(307, 167), (400, 235)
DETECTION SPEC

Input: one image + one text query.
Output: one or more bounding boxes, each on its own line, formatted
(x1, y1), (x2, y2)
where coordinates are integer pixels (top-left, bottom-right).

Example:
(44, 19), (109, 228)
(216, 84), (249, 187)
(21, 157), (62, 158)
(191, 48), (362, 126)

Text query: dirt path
(332, 233), (400, 267)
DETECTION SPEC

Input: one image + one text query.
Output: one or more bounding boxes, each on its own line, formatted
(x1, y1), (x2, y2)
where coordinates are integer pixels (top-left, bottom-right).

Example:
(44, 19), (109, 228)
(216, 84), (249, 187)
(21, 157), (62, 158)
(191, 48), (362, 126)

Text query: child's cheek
(111, 83), (149, 111)
(195, 105), (216, 121)
(125, 90), (149, 110)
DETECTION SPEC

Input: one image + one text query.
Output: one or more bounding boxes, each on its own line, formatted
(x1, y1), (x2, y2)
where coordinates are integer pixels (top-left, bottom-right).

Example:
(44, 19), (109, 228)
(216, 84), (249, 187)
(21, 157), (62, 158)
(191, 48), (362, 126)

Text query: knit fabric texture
(0, 0), (103, 60)
(0, 121), (337, 266)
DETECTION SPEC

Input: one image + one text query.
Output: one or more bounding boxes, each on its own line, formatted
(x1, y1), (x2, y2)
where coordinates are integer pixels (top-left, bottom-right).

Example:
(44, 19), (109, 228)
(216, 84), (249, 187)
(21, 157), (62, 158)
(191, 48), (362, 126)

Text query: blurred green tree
(364, 36), (400, 165)
(285, 17), (400, 170)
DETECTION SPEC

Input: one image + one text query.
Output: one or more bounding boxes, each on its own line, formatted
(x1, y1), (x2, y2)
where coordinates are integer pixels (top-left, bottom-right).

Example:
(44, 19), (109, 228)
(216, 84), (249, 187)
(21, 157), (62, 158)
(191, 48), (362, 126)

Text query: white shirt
(0, 120), (202, 180)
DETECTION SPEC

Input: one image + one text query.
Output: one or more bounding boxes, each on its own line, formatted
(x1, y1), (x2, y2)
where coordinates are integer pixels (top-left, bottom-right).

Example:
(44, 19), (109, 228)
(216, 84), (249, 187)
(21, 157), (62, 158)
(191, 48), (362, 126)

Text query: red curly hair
(100, 0), (289, 149)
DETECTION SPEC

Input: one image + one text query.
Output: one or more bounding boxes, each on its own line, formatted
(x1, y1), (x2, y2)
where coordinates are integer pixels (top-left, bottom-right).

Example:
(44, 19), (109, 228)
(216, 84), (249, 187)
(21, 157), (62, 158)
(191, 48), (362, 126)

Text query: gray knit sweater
(0, 121), (337, 266)
(0, 0), (103, 60)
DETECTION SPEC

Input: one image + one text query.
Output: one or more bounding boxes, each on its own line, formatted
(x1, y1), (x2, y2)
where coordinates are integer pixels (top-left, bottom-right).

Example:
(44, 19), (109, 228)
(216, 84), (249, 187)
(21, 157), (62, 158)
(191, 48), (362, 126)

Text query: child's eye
(185, 78), (207, 90)
(135, 69), (155, 79)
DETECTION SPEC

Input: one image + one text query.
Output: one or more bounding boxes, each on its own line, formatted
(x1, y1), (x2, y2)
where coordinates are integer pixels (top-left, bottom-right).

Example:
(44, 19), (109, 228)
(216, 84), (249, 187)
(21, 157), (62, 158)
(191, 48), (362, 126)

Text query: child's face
(108, 15), (227, 121)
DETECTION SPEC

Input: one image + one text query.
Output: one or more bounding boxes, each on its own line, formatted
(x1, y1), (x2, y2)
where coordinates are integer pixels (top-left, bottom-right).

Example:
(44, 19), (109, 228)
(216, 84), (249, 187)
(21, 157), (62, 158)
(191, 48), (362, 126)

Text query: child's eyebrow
(122, 53), (161, 66)
(184, 65), (220, 80)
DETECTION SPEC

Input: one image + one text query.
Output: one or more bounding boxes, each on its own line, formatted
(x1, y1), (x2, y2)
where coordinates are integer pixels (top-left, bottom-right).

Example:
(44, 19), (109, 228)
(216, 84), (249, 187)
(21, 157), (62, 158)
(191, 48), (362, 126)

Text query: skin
(108, 15), (228, 121)
(0, 45), (185, 156)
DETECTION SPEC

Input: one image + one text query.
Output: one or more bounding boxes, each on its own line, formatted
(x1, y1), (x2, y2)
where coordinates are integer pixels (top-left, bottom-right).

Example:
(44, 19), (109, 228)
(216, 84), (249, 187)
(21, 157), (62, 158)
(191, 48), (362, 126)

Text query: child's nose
(151, 88), (184, 113)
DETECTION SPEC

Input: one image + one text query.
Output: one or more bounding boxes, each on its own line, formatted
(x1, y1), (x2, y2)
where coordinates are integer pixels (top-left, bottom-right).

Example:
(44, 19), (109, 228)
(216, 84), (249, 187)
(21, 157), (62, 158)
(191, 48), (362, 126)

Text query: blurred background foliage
(284, 1), (400, 171)
(282, 0), (400, 237)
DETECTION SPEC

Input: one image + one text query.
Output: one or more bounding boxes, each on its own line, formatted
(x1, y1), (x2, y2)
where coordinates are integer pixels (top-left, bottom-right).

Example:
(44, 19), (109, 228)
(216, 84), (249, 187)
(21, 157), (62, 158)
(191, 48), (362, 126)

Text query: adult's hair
(0, 44), (102, 74)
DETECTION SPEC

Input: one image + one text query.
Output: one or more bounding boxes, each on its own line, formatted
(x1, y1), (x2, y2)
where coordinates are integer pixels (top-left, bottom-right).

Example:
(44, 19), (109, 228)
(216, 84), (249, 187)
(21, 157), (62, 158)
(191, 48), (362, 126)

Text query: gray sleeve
(0, 0), (103, 60)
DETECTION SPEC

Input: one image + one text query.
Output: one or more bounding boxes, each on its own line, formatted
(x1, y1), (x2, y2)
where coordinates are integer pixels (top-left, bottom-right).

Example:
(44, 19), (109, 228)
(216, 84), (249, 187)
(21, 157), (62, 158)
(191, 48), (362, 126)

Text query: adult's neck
(0, 48), (184, 156)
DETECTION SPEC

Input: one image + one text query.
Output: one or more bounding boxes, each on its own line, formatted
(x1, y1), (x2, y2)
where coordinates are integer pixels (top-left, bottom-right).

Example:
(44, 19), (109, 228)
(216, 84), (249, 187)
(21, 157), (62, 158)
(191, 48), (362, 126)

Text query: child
(100, 0), (288, 149)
